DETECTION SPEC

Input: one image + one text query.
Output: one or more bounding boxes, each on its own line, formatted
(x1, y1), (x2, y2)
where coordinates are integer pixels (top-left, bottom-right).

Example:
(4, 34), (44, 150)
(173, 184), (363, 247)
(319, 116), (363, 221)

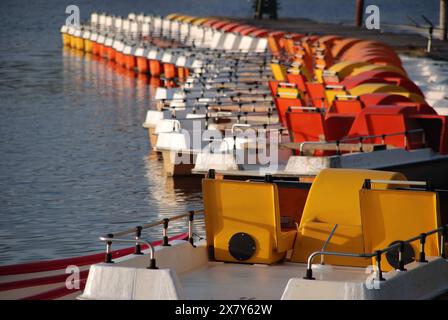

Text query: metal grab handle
(304, 250), (370, 280)
(365, 179), (427, 187)
(320, 224), (338, 265)
(278, 82), (296, 87)
(303, 224), (448, 281)
(335, 94), (358, 100)
(290, 61), (303, 68)
(325, 85), (345, 90)
(288, 106), (322, 112)
(161, 106), (186, 112)
(99, 237), (158, 269)
(312, 128), (426, 151)
(297, 141), (330, 156)
(231, 123), (251, 133)
(215, 111), (233, 117)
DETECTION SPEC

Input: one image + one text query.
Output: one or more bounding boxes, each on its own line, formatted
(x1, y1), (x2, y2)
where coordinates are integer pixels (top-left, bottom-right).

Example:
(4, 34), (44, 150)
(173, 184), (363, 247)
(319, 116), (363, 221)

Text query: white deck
(77, 241), (448, 300)
(179, 261), (366, 300)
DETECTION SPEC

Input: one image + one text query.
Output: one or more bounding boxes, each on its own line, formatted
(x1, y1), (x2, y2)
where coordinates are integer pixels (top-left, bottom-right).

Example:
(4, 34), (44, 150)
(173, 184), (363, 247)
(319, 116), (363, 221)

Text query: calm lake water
(0, 0), (443, 264)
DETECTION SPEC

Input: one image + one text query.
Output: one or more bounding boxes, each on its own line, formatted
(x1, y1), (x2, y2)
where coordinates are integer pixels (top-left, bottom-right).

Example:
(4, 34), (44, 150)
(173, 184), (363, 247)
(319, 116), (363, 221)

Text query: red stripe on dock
(20, 280), (87, 300)
(0, 270), (89, 292)
(0, 233), (188, 276)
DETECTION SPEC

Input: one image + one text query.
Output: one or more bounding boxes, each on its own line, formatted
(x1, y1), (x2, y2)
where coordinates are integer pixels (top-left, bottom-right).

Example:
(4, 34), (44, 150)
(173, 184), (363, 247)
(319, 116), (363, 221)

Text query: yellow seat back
(277, 87), (300, 99)
(291, 169), (406, 266)
(270, 62), (287, 81)
(360, 188), (440, 271)
(324, 89), (349, 106)
(328, 61), (370, 80)
(202, 179), (295, 264)
(349, 64), (407, 77)
(165, 13), (181, 20)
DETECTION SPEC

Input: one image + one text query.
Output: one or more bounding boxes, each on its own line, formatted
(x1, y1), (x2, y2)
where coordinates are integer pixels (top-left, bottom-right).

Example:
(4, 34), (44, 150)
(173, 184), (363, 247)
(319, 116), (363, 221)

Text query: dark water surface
(0, 0), (441, 264)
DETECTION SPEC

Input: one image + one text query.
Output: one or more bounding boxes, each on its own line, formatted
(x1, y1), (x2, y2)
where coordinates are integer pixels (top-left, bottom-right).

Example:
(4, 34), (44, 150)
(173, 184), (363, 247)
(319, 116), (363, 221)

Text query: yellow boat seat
(192, 17), (209, 25)
(349, 64), (407, 78)
(270, 62), (287, 82)
(360, 184), (440, 271)
(324, 88), (349, 106)
(182, 16), (197, 24)
(291, 169), (406, 267)
(328, 61), (370, 81)
(202, 178), (297, 264)
(348, 83), (426, 103)
(165, 13), (181, 20)
(276, 86), (300, 99)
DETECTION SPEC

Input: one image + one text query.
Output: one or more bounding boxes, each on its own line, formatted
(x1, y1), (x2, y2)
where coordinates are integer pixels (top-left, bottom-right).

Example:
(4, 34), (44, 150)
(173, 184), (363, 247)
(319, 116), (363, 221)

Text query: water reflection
(0, 48), (202, 264)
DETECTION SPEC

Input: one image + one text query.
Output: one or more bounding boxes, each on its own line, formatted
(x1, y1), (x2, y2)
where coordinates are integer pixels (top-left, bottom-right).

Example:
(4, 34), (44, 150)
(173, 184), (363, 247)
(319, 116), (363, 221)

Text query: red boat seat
(359, 93), (411, 108)
(283, 34), (304, 55)
(286, 73), (307, 92)
(286, 111), (326, 143)
(273, 83), (304, 125)
(331, 98), (363, 114)
(409, 114), (448, 154)
(250, 29), (269, 37)
(305, 82), (326, 108)
(268, 31), (285, 56)
(347, 106), (424, 149)
(239, 26), (259, 36)
(325, 114), (356, 141)
(394, 102), (436, 115)
(364, 114), (424, 149)
(286, 110), (354, 155)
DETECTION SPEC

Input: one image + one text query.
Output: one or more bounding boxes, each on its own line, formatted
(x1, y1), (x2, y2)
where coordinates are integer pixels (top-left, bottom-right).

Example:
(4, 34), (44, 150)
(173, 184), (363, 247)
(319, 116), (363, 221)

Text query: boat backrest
(360, 187), (440, 271)
(286, 111), (325, 143)
(301, 169), (406, 226)
(410, 114), (448, 154)
(291, 169), (406, 267)
(286, 73), (308, 92)
(222, 33), (239, 51)
(305, 82), (326, 108)
(331, 99), (363, 114)
(202, 178), (295, 264)
(324, 114), (355, 141)
(270, 62), (287, 81)
(364, 113), (423, 149)
(254, 38), (268, 53)
(274, 85), (303, 125)
(238, 36), (254, 52)
(209, 31), (226, 50)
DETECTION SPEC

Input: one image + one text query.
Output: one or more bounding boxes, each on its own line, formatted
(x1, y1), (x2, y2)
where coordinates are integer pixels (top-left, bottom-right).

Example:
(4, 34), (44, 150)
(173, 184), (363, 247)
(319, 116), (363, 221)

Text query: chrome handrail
(231, 123), (251, 133)
(100, 209), (204, 265)
(288, 106), (322, 112)
(99, 237), (158, 269)
(296, 128), (426, 155)
(334, 128), (424, 145)
(303, 224), (448, 281)
(365, 179), (427, 187)
(320, 224), (338, 265)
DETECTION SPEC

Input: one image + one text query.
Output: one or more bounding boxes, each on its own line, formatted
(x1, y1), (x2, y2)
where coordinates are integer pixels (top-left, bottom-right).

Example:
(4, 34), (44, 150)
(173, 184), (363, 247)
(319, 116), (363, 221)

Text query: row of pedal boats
(63, 12), (448, 188)
(0, 12), (447, 300)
